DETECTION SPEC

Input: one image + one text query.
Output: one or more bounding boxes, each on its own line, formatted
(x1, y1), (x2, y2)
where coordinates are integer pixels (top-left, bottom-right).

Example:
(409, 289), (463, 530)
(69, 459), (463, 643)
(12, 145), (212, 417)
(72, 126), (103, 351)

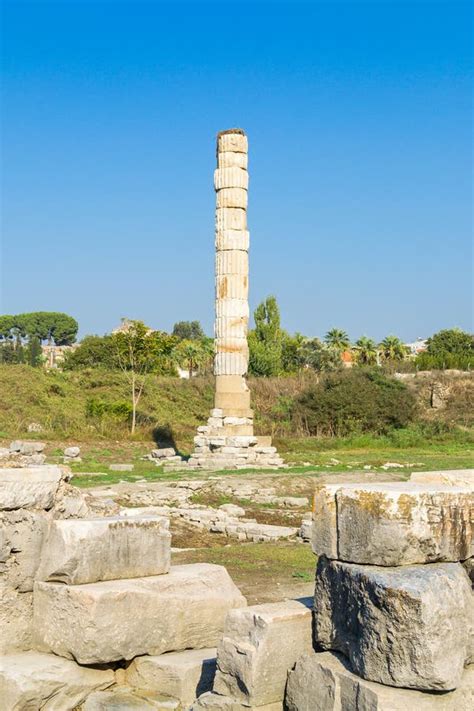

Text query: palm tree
(379, 335), (408, 361)
(355, 336), (378, 365)
(175, 338), (213, 378)
(324, 328), (350, 352)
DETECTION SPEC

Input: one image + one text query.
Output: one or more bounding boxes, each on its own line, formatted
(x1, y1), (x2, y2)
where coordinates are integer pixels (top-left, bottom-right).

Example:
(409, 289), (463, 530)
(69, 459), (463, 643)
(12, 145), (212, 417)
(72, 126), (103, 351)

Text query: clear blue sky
(1, 0), (472, 341)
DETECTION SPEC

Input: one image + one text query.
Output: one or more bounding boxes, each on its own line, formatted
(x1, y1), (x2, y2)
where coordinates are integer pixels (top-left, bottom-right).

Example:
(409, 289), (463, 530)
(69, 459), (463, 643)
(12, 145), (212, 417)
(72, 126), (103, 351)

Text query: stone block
(214, 391), (251, 410)
(0, 509), (48, 590)
(194, 694), (283, 711)
(0, 651), (114, 710)
(215, 208), (247, 232)
(312, 482), (473, 565)
(217, 132), (248, 154)
(217, 187), (248, 209)
(0, 582), (33, 653)
(214, 598), (313, 706)
(126, 648), (217, 706)
(286, 652), (474, 711)
(211, 408), (224, 417)
(215, 230), (250, 252)
(34, 563), (246, 663)
(82, 687), (179, 710)
(151, 448), (176, 459)
(0, 466), (64, 511)
(314, 557), (472, 690)
(214, 352), (248, 377)
(10, 440), (45, 454)
(410, 469), (474, 486)
(216, 250), (248, 276)
(218, 151), (248, 169)
(35, 516), (171, 585)
(64, 446), (80, 458)
(109, 463), (134, 471)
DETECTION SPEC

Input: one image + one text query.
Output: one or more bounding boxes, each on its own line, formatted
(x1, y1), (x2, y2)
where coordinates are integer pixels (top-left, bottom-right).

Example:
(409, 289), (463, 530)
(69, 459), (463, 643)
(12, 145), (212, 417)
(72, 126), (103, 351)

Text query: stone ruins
(0, 463), (472, 709)
(166, 129), (284, 471)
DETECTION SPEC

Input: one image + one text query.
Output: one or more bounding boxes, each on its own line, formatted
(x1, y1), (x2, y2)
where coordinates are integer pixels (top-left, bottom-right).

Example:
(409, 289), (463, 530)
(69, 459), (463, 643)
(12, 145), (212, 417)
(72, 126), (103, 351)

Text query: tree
(379, 335), (408, 361)
(281, 332), (306, 373)
(27, 337), (43, 367)
(0, 312), (78, 345)
(354, 336), (378, 366)
(111, 320), (162, 434)
(63, 335), (116, 370)
(299, 338), (342, 372)
(175, 338), (213, 378)
(416, 328), (474, 370)
(248, 296), (283, 376)
(172, 320), (205, 340)
(324, 328), (350, 352)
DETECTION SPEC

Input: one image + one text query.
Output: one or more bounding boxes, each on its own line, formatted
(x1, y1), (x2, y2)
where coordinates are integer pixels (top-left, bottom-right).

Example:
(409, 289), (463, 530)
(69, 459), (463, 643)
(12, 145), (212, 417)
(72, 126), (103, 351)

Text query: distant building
(341, 350), (354, 367)
(405, 338), (427, 356)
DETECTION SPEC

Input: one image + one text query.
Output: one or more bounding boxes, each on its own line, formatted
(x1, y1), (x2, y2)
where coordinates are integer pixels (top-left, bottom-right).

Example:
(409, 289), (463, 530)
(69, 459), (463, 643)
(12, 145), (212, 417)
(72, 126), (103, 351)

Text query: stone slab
(33, 563), (246, 664)
(314, 557), (473, 690)
(0, 651), (114, 710)
(35, 516), (171, 584)
(410, 469), (474, 486)
(312, 482), (473, 565)
(213, 598), (313, 706)
(193, 693), (282, 711)
(1, 509), (48, 590)
(126, 648), (217, 706)
(0, 582), (33, 654)
(0, 466), (64, 510)
(285, 652), (474, 711)
(82, 687), (180, 710)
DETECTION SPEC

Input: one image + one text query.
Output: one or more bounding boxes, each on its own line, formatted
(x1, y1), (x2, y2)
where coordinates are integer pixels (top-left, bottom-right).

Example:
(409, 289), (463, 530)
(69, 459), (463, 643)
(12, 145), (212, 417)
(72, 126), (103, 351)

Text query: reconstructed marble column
(214, 129), (251, 417)
(165, 129), (284, 471)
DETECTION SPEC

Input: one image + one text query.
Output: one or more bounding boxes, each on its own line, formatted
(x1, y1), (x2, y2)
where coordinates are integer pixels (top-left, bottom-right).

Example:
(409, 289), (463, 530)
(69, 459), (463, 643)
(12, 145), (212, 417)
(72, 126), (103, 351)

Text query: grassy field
(0, 365), (472, 484)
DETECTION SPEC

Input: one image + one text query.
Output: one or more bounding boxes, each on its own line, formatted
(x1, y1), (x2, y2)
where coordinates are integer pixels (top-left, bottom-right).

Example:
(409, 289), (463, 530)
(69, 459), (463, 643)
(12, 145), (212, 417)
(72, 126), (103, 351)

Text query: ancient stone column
(214, 129), (252, 419)
(166, 129), (284, 471)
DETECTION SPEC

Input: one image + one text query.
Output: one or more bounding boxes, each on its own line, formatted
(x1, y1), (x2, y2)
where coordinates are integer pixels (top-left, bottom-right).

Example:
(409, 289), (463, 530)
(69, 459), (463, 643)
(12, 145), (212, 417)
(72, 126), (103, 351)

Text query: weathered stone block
(215, 230), (250, 252)
(286, 652), (474, 711)
(217, 187), (248, 209)
(0, 651), (114, 710)
(82, 687), (179, 710)
(0, 466), (64, 511)
(215, 207), (247, 232)
(34, 563), (246, 663)
(218, 151), (248, 169)
(0, 509), (48, 591)
(314, 557), (472, 690)
(312, 482), (473, 565)
(217, 133), (248, 154)
(126, 648), (217, 706)
(0, 582), (33, 653)
(214, 598), (313, 706)
(410, 469), (474, 486)
(35, 516), (171, 584)
(193, 693), (283, 711)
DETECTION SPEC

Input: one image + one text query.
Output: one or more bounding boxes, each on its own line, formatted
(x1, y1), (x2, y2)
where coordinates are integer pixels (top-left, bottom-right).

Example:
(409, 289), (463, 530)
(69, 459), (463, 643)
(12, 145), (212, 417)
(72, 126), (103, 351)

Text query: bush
(293, 368), (417, 437)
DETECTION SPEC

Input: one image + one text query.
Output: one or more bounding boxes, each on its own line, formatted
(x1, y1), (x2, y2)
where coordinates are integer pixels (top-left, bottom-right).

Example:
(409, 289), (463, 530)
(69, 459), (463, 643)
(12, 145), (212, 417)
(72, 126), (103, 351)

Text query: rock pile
(0, 440), (47, 467)
(286, 481), (473, 709)
(0, 466), (247, 709)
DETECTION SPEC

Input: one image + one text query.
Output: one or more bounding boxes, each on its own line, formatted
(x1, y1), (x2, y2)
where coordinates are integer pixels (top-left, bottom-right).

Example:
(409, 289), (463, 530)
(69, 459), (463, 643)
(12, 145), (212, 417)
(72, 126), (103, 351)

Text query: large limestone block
(35, 515), (171, 584)
(216, 273), (249, 301)
(285, 652), (474, 711)
(213, 598), (313, 706)
(82, 688), (179, 710)
(218, 151), (248, 169)
(0, 582), (33, 653)
(214, 167), (248, 191)
(217, 132), (248, 154)
(34, 563), (246, 664)
(216, 250), (248, 276)
(216, 207), (247, 232)
(410, 469), (474, 486)
(312, 482), (473, 565)
(0, 466), (64, 510)
(217, 188), (248, 209)
(215, 318), (248, 340)
(126, 648), (216, 706)
(0, 509), (48, 590)
(0, 651), (114, 710)
(314, 557), (473, 690)
(193, 693), (282, 711)
(215, 298), (249, 319)
(215, 230), (249, 252)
